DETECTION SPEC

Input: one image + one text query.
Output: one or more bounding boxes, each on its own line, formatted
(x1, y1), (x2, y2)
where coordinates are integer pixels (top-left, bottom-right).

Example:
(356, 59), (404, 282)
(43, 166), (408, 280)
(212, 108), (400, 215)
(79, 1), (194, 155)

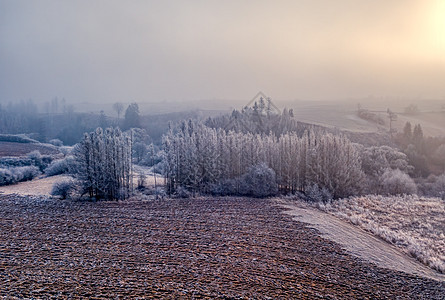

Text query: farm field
(287, 100), (445, 136)
(0, 141), (59, 157)
(0, 195), (443, 298)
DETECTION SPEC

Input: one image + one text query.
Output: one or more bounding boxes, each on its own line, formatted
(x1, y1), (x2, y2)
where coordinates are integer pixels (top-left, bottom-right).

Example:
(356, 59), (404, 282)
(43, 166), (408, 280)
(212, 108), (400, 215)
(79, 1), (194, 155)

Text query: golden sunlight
(429, 0), (445, 52)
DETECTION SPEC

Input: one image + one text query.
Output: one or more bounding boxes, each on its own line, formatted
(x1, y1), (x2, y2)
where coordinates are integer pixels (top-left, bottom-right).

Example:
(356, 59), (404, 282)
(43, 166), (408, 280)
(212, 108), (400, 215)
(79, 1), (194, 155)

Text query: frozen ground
(0, 195), (443, 298)
(0, 175), (72, 196)
(277, 199), (445, 282)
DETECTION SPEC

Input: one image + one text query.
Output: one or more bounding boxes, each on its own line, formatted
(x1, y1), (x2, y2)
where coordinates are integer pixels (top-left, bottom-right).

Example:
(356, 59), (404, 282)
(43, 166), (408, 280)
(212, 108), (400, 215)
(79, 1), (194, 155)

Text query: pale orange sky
(0, 0), (444, 103)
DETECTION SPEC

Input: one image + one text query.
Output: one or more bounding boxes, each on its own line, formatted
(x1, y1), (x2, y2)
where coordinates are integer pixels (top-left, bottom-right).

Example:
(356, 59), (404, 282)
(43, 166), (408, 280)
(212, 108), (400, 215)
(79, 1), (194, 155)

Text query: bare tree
(113, 102), (124, 119)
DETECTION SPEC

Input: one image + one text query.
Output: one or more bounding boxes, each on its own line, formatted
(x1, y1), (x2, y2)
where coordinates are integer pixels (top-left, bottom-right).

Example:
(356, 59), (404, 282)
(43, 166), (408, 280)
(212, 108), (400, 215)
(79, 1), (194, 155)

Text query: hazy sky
(1, 0), (444, 103)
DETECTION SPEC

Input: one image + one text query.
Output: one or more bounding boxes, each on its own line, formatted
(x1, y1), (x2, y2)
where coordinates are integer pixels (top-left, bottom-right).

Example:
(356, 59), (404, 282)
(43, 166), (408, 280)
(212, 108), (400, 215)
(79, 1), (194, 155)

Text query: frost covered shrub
(27, 150), (52, 171)
(211, 179), (239, 196)
(239, 163), (278, 197)
(305, 184), (333, 203)
(51, 179), (76, 199)
(380, 168), (417, 195)
(59, 146), (73, 156)
(44, 155), (75, 176)
(175, 186), (191, 198)
(49, 139), (63, 147)
(0, 168), (14, 185)
(0, 166), (40, 186)
(417, 174), (445, 198)
(12, 166), (40, 181)
(0, 157), (33, 168)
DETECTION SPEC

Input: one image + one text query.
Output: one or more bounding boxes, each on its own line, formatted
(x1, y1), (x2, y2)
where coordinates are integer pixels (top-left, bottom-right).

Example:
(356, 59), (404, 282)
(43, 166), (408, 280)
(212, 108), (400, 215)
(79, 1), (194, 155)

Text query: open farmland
(287, 100), (445, 136)
(0, 195), (443, 299)
(0, 142), (59, 157)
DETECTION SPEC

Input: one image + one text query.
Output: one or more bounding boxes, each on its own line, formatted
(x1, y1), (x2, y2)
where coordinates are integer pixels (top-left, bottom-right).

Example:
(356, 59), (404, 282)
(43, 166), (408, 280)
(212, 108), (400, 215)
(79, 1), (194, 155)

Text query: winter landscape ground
(315, 195), (445, 273)
(0, 194), (444, 299)
(0, 176), (444, 298)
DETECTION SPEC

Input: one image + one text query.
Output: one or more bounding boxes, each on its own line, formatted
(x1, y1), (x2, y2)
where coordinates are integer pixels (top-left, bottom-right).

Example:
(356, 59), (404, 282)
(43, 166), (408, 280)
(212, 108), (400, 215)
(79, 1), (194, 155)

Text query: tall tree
(123, 103), (141, 130)
(113, 102), (124, 119)
(73, 127), (132, 200)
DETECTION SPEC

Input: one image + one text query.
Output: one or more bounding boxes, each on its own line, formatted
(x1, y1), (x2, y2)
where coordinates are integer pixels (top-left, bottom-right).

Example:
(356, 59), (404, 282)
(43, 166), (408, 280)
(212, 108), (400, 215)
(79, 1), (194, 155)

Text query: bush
(0, 168), (14, 185)
(44, 156), (75, 176)
(239, 163), (278, 197)
(380, 168), (417, 195)
(0, 157), (33, 168)
(49, 139), (63, 147)
(59, 146), (73, 156)
(51, 179), (76, 199)
(174, 186), (191, 198)
(211, 179), (239, 196)
(12, 166), (40, 181)
(0, 166), (40, 186)
(417, 174), (445, 198)
(305, 184), (333, 203)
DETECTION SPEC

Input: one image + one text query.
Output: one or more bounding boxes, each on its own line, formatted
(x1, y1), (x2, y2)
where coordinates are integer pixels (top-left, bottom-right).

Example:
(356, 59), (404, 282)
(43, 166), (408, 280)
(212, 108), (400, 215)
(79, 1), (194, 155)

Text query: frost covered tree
(162, 120), (364, 198)
(72, 127), (132, 200)
(379, 168), (417, 195)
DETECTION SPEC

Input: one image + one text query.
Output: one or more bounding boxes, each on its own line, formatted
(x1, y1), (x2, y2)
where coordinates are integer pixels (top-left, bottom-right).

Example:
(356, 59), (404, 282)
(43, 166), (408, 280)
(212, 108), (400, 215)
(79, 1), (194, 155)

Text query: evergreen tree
(123, 103), (141, 130)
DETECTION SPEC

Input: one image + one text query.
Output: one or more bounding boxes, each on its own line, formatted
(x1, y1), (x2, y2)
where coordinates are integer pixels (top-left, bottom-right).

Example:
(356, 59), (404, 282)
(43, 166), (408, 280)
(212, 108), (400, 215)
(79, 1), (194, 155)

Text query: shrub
(0, 157), (33, 168)
(175, 186), (191, 198)
(211, 179), (239, 196)
(27, 150), (52, 171)
(305, 184), (333, 203)
(12, 166), (40, 181)
(417, 174), (445, 198)
(0, 168), (14, 185)
(44, 156), (75, 176)
(380, 168), (417, 195)
(59, 146), (73, 156)
(49, 139), (63, 147)
(239, 163), (278, 197)
(0, 166), (40, 186)
(51, 179), (76, 199)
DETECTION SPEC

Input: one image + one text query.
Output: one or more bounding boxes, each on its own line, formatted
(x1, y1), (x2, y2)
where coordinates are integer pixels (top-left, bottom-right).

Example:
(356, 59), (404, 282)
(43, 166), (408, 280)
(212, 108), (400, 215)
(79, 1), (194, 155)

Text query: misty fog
(1, 0), (444, 104)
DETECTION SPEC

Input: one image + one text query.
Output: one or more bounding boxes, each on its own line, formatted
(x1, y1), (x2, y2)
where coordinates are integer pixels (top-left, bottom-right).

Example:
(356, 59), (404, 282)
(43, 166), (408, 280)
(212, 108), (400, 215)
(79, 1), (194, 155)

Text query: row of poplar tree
(73, 127), (133, 200)
(162, 121), (364, 198)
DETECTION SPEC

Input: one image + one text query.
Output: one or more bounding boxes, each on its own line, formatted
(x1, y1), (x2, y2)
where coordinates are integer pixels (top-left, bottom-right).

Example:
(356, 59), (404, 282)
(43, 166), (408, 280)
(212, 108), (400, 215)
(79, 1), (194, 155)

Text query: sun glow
(429, 0), (445, 53)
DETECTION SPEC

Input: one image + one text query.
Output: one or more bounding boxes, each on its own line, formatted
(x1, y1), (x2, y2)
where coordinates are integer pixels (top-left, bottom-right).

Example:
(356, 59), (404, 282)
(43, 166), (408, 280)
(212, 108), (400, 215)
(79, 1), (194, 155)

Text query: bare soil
(0, 195), (443, 299)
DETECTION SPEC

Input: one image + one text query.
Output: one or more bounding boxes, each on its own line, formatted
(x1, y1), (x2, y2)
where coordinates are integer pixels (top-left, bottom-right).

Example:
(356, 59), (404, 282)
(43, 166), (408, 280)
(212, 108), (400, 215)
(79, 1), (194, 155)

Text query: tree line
(162, 121), (364, 198)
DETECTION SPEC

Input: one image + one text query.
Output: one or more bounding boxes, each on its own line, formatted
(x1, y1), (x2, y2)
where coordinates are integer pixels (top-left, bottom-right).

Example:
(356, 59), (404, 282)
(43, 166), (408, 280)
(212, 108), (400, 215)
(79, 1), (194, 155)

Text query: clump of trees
(0, 166), (40, 186)
(72, 127), (133, 200)
(163, 121), (365, 199)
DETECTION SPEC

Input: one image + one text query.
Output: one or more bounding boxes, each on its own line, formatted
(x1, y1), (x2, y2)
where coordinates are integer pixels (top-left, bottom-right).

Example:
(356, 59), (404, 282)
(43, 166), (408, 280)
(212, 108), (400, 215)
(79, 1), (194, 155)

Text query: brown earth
(0, 142), (59, 157)
(0, 196), (443, 299)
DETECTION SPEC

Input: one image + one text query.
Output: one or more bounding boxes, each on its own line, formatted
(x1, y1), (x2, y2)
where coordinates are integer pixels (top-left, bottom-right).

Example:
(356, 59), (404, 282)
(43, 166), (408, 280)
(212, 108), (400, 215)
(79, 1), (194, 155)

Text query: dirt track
(0, 196), (443, 299)
(278, 199), (445, 282)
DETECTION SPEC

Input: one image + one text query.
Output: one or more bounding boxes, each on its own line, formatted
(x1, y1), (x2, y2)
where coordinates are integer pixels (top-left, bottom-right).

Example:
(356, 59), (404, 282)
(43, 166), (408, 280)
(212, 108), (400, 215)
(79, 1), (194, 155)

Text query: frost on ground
(0, 175), (73, 196)
(317, 195), (445, 273)
(278, 199), (445, 282)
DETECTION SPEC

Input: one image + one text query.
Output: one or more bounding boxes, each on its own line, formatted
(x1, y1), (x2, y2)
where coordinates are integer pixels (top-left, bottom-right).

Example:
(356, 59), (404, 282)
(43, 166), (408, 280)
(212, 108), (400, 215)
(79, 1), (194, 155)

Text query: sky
(1, 0), (444, 104)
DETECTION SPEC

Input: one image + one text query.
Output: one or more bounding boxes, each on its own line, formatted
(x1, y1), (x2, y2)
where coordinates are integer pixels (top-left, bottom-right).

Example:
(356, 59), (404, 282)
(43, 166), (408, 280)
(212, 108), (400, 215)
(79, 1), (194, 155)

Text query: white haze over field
(1, 0), (444, 104)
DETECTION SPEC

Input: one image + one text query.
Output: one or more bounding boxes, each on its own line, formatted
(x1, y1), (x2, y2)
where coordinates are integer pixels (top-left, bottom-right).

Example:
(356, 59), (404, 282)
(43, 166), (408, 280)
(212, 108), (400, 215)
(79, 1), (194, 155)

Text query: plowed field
(0, 195), (443, 299)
